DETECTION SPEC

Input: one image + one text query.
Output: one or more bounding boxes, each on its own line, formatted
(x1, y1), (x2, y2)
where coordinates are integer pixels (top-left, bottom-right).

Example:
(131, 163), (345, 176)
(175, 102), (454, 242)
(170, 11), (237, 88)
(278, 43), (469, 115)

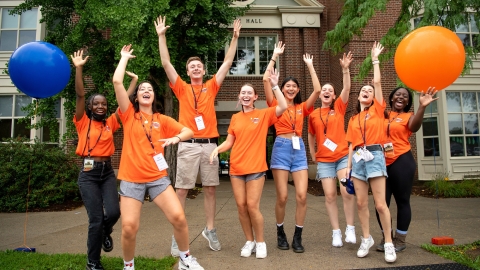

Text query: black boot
(292, 226), (304, 253)
(277, 225), (289, 250)
(86, 260), (104, 270)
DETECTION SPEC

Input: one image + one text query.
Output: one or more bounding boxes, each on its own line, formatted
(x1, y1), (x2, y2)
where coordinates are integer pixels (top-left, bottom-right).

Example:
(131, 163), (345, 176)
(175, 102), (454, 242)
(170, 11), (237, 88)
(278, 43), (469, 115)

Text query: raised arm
(304, 53), (321, 110)
(262, 41), (285, 105)
(210, 134), (236, 164)
(216, 19), (242, 85)
(155, 15), (179, 84)
(338, 51), (353, 103)
(125, 71), (138, 97)
(372, 42), (384, 103)
(408, 87), (439, 132)
(308, 132), (316, 162)
(268, 68), (287, 117)
(113, 45), (136, 113)
(71, 50), (89, 120)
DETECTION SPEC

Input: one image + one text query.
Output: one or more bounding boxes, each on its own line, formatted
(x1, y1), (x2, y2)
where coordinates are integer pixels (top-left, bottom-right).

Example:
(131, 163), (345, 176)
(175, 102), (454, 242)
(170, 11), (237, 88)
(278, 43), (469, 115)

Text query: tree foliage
(322, 0), (480, 81)
(12, 0), (247, 142)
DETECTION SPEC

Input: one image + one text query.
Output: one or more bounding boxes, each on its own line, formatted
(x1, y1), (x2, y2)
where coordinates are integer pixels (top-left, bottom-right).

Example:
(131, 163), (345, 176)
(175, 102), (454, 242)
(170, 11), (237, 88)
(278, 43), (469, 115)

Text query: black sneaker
(102, 234), (113, 252)
(86, 260), (104, 270)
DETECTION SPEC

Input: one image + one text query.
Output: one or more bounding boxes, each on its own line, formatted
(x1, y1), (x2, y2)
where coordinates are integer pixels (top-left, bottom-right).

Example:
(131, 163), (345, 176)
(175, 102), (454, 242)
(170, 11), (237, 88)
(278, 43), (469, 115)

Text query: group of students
(73, 16), (438, 270)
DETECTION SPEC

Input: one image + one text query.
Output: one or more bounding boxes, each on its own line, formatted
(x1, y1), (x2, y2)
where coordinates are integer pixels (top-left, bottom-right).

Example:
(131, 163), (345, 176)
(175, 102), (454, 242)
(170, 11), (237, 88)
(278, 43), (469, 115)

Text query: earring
(135, 98), (138, 103)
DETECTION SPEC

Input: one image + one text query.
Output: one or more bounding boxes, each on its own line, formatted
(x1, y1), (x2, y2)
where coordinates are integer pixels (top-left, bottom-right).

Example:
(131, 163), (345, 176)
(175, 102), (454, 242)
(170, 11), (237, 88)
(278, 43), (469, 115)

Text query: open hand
(70, 50), (89, 67)
(155, 15), (170, 36)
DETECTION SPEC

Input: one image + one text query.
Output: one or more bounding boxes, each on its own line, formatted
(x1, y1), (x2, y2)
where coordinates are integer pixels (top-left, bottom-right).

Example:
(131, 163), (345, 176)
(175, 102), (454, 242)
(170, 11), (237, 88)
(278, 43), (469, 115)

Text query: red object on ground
(431, 236), (454, 245)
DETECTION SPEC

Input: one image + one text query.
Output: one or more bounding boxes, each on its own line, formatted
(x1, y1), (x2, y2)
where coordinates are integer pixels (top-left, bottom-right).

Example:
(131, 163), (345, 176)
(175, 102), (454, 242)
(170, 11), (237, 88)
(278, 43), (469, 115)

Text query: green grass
(425, 179), (480, 198)
(0, 250), (177, 270)
(422, 240), (480, 270)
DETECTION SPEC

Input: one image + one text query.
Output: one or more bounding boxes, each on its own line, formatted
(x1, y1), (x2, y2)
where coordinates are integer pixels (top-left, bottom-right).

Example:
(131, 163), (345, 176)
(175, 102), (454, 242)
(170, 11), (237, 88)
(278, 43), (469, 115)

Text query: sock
(179, 250), (190, 260)
(295, 224), (303, 228)
(333, 229), (341, 233)
(277, 222), (284, 227)
(124, 259), (134, 268)
(396, 229), (407, 235)
(347, 225), (355, 229)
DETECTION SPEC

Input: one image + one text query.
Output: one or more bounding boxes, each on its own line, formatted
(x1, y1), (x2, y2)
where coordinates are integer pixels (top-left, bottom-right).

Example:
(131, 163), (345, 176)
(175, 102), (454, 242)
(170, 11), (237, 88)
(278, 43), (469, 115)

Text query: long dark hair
(322, 82), (336, 110)
(86, 93), (108, 124)
(354, 84), (375, 114)
(128, 81), (162, 115)
(280, 76), (302, 105)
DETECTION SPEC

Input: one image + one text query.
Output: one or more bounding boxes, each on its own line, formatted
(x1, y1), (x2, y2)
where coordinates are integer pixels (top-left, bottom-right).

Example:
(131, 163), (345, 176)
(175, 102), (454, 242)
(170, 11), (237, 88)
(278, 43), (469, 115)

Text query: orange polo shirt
(384, 111), (413, 165)
(170, 75), (220, 138)
(346, 99), (387, 149)
(228, 107), (279, 175)
(308, 98), (348, 162)
(268, 99), (313, 136)
(74, 112), (120, 157)
(117, 103), (184, 183)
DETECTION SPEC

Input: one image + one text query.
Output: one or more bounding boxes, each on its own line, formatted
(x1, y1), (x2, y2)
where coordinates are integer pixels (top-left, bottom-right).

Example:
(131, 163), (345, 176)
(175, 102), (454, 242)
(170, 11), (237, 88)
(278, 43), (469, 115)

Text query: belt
(184, 138), (218, 144)
(354, 144), (383, 152)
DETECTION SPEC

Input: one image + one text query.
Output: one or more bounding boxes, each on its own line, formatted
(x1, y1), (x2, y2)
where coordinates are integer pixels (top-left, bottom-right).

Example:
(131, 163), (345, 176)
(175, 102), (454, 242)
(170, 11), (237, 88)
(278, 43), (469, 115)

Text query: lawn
(422, 240), (480, 270)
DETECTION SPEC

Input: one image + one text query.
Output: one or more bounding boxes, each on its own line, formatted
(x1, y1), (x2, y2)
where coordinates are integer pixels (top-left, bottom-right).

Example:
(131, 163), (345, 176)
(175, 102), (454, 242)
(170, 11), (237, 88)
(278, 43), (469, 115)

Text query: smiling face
(281, 79), (299, 102)
(391, 88), (410, 112)
(136, 82), (154, 106)
(320, 84), (336, 106)
(238, 84), (258, 107)
(358, 85), (374, 105)
(186, 59), (205, 80)
(89, 95), (107, 115)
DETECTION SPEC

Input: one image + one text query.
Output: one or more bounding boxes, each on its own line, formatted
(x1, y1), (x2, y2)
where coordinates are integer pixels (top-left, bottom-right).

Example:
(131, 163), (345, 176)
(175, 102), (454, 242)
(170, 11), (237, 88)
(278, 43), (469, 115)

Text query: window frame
(0, 7), (39, 52)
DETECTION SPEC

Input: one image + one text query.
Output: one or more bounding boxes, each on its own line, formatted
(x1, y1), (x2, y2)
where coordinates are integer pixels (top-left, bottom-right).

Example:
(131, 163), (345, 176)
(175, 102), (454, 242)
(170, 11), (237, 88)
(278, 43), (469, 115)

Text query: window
(0, 7), (37, 51)
(455, 14), (479, 48)
(0, 95), (61, 145)
(422, 100), (440, 157)
(446, 91), (480, 157)
(217, 35), (277, 76)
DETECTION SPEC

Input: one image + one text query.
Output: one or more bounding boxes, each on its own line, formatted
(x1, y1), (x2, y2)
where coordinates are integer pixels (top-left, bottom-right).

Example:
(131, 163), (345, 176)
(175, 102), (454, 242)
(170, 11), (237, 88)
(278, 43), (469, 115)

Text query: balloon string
(430, 103), (440, 233)
(17, 100), (38, 251)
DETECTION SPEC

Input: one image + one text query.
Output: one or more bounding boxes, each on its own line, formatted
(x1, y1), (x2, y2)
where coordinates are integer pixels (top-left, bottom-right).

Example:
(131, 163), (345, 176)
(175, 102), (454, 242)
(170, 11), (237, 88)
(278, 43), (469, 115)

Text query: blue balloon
(8, 41), (71, 99)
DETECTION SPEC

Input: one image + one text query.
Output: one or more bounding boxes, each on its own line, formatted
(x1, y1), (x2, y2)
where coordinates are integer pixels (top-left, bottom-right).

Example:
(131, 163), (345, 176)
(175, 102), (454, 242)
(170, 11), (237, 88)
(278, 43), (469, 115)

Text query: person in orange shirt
(112, 45), (203, 270)
(345, 42), (396, 263)
(210, 68), (287, 259)
(155, 15), (241, 255)
(262, 42), (320, 253)
(307, 51), (356, 248)
(375, 86), (438, 252)
(72, 49), (137, 270)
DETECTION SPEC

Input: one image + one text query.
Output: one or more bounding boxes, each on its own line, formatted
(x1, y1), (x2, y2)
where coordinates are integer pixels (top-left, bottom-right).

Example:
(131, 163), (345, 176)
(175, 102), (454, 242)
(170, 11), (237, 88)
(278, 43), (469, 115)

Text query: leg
(291, 170), (308, 226)
(245, 176), (266, 242)
(337, 168), (356, 227)
(322, 177), (340, 230)
(203, 186), (216, 230)
(176, 188), (189, 210)
(230, 177), (254, 241)
(353, 177), (370, 239)
(370, 176), (392, 243)
(272, 169), (289, 224)
(100, 168), (121, 236)
(120, 196), (142, 262)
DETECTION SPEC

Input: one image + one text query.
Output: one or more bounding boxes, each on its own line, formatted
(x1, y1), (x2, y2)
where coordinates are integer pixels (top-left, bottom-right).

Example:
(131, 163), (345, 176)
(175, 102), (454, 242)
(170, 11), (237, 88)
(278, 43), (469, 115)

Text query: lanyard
(387, 112), (401, 138)
(191, 84), (204, 114)
(140, 112), (155, 152)
(287, 104), (297, 134)
(86, 118), (104, 157)
(319, 107), (331, 137)
(357, 109), (368, 147)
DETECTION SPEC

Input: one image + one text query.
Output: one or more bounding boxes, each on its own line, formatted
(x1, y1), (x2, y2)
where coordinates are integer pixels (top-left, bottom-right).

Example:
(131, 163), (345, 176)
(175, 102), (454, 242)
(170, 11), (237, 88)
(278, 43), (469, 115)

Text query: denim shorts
(231, 172), (266, 182)
(118, 176), (171, 203)
(316, 155), (348, 180)
(270, 137), (308, 172)
(351, 149), (388, 182)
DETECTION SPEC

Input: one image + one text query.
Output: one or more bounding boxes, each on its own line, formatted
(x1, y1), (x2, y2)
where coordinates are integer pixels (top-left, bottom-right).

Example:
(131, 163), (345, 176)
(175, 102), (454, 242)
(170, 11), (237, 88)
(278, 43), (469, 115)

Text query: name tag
(153, 153), (168, 171)
(83, 158), (94, 171)
(353, 148), (364, 163)
(384, 142), (395, 158)
(323, 138), (337, 152)
(292, 136), (300, 150)
(194, 115), (205, 131)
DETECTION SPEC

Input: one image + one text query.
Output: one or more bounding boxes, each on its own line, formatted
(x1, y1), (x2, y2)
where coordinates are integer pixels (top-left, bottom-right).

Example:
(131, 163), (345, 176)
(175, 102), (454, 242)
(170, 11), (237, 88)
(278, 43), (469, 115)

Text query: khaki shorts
(176, 142), (219, 189)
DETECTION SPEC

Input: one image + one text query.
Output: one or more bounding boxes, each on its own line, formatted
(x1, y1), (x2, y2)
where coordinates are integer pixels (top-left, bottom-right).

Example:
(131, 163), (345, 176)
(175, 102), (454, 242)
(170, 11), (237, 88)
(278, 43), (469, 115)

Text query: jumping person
(210, 68), (287, 259)
(263, 42), (320, 253)
(307, 51), (356, 248)
(155, 15), (241, 255)
(113, 45), (202, 270)
(345, 42), (396, 263)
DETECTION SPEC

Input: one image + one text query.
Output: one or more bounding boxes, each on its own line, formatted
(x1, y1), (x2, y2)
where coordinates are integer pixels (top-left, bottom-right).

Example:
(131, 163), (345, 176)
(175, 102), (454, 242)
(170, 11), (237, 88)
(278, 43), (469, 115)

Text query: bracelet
(270, 58), (276, 63)
(272, 85), (280, 91)
(372, 60), (380, 65)
(174, 135), (182, 142)
(342, 69), (350, 74)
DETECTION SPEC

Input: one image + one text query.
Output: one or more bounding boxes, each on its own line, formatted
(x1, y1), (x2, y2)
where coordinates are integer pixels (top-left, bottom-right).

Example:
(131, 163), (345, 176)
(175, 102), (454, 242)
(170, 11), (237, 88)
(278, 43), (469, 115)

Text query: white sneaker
(357, 235), (374, 258)
(179, 255), (204, 270)
(240, 241), (256, 257)
(345, 226), (356, 244)
(123, 263), (134, 270)
(255, 242), (267, 259)
(384, 242), (397, 263)
(171, 235), (179, 257)
(332, 229), (343, 247)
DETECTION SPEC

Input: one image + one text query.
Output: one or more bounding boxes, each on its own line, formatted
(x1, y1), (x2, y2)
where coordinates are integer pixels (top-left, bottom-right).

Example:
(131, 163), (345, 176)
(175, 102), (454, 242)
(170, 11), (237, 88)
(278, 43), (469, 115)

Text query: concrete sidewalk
(1, 178), (479, 269)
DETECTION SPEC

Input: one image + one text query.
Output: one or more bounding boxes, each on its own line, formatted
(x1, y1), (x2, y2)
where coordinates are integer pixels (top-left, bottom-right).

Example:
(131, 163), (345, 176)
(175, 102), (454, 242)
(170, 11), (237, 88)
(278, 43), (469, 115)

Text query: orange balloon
(394, 26), (465, 92)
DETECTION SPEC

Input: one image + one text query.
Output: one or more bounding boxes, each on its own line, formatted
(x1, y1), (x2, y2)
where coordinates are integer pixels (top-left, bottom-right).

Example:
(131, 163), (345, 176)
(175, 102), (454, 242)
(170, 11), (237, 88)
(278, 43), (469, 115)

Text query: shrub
(0, 138), (80, 212)
(425, 179), (480, 198)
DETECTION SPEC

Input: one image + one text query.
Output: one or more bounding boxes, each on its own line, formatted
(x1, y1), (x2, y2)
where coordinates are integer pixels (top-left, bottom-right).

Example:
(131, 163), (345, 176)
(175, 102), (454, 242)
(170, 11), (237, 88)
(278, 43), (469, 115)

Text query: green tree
(322, 0), (480, 81)
(12, 0), (247, 179)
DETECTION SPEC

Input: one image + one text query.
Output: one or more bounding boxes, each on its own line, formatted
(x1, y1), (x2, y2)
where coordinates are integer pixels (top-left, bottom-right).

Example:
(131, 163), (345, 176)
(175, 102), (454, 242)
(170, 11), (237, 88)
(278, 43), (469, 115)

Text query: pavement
(1, 176), (479, 270)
